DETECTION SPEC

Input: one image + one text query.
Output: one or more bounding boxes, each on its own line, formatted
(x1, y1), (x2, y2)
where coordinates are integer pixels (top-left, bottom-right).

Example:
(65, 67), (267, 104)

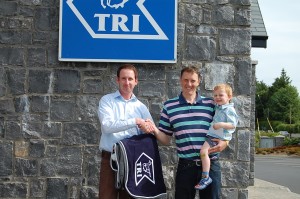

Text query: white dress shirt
(98, 90), (153, 152)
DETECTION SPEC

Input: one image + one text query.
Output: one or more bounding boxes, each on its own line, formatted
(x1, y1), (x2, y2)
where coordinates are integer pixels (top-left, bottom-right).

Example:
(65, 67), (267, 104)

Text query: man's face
(117, 69), (138, 98)
(180, 71), (200, 96)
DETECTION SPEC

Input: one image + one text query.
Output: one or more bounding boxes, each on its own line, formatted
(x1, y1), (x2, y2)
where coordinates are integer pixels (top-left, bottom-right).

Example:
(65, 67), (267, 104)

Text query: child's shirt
(207, 103), (238, 141)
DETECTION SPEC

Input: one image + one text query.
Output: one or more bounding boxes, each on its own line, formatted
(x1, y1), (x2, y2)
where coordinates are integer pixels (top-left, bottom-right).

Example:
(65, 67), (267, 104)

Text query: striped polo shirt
(158, 92), (215, 161)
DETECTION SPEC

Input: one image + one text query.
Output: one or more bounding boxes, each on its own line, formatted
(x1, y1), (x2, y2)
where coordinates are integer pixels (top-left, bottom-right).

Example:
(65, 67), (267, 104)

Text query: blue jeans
(175, 158), (221, 199)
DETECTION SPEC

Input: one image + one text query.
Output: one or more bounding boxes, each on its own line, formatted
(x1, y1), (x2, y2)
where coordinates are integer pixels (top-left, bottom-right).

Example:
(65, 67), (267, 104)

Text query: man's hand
(208, 139), (228, 154)
(136, 118), (145, 126)
(136, 118), (154, 133)
(139, 119), (159, 135)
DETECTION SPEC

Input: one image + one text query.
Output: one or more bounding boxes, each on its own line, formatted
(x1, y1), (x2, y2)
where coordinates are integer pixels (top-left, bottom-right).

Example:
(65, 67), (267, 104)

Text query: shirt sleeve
(136, 103), (154, 134)
(226, 108), (239, 128)
(158, 105), (173, 136)
(98, 96), (137, 134)
(141, 103), (153, 121)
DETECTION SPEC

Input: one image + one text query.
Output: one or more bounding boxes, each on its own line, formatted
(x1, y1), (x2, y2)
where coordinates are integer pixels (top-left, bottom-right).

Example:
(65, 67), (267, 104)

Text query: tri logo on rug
(135, 152), (155, 185)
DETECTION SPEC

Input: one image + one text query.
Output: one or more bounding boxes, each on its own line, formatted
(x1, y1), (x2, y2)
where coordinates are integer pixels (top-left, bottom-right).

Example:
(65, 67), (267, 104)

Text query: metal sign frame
(59, 0), (177, 63)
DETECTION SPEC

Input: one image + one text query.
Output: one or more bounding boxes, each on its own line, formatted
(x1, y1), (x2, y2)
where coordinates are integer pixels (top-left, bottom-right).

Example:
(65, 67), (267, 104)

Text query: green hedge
(274, 123), (300, 134)
(256, 120), (300, 134)
(283, 137), (300, 146)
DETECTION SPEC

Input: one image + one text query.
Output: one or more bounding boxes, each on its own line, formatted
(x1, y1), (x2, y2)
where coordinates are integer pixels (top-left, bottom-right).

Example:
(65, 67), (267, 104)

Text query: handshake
(136, 118), (157, 134)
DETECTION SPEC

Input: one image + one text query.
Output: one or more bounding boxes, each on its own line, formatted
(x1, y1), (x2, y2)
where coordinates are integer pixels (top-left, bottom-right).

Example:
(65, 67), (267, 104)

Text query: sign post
(59, 0), (177, 63)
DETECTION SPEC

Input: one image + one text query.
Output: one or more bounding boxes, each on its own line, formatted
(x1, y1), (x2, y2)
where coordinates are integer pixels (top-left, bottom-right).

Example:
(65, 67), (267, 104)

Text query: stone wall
(0, 0), (254, 198)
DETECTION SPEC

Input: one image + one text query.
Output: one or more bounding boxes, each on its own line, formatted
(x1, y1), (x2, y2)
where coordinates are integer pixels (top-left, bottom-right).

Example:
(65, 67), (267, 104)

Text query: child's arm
(213, 122), (235, 130)
(213, 108), (238, 130)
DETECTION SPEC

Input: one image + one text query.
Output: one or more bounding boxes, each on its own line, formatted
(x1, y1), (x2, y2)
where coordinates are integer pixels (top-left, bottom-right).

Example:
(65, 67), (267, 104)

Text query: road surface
(255, 155), (300, 194)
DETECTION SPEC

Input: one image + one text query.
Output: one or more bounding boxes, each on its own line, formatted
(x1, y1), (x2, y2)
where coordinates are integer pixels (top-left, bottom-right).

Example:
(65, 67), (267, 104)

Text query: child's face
(213, 88), (231, 106)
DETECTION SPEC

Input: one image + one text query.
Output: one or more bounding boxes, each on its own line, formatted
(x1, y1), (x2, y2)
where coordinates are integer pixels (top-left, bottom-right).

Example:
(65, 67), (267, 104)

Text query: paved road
(255, 155), (300, 194)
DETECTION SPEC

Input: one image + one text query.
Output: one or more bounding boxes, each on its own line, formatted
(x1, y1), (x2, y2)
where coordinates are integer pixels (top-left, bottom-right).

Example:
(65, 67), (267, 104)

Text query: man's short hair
(180, 66), (200, 80)
(117, 64), (138, 79)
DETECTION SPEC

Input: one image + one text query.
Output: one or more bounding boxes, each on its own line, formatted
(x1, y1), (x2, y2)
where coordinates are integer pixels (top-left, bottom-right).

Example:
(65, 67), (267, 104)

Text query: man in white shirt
(98, 64), (152, 199)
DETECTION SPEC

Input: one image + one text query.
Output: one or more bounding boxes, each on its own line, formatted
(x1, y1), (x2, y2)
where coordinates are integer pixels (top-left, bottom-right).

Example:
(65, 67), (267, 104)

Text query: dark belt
(179, 158), (202, 167)
(179, 154), (219, 167)
(101, 150), (111, 159)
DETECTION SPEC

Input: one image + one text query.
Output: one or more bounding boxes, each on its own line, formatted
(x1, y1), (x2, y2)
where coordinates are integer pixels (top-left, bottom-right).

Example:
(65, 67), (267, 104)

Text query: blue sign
(59, 0), (177, 63)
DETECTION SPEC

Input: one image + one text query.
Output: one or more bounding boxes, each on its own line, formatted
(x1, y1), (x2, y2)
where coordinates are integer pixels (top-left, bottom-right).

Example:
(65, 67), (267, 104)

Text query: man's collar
(179, 92), (202, 104)
(114, 90), (137, 101)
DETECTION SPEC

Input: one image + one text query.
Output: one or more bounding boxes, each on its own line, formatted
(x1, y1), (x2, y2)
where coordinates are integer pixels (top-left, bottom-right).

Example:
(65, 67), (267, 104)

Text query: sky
(251, 0), (300, 92)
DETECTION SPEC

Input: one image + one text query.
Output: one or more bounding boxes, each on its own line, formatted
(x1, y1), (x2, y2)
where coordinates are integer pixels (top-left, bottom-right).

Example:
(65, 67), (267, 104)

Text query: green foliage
(274, 123), (300, 134)
(256, 81), (269, 119)
(269, 69), (291, 97)
(257, 131), (280, 137)
(268, 86), (300, 123)
(256, 120), (284, 131)
(296, 123), (300, 133)
(255, 68), (300, 124)
(256, 120), (268, 131)
(283, 137), (300, 146)
(257, 120), (300, 133)
(271, 120), (284, 128)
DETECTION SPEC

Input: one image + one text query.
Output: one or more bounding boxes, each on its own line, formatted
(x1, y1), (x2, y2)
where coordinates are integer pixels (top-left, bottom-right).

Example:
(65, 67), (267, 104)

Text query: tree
(256, 80), (269, 119)
(255, 68), (300, 125)
(269, 68), (291, 97)
(268, 85), (300, 123)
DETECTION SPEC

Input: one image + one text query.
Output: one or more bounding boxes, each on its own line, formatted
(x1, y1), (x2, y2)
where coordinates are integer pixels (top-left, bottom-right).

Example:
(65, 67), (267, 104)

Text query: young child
(195, 83), (238, 190)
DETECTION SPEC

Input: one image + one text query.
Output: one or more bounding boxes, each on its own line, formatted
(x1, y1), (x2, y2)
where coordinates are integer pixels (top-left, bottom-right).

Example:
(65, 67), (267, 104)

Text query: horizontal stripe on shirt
(158, 92), (215, 160)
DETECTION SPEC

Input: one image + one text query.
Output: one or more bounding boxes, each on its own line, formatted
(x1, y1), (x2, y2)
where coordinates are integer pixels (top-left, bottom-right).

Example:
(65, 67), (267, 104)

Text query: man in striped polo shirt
(148, 67), (228, 199)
